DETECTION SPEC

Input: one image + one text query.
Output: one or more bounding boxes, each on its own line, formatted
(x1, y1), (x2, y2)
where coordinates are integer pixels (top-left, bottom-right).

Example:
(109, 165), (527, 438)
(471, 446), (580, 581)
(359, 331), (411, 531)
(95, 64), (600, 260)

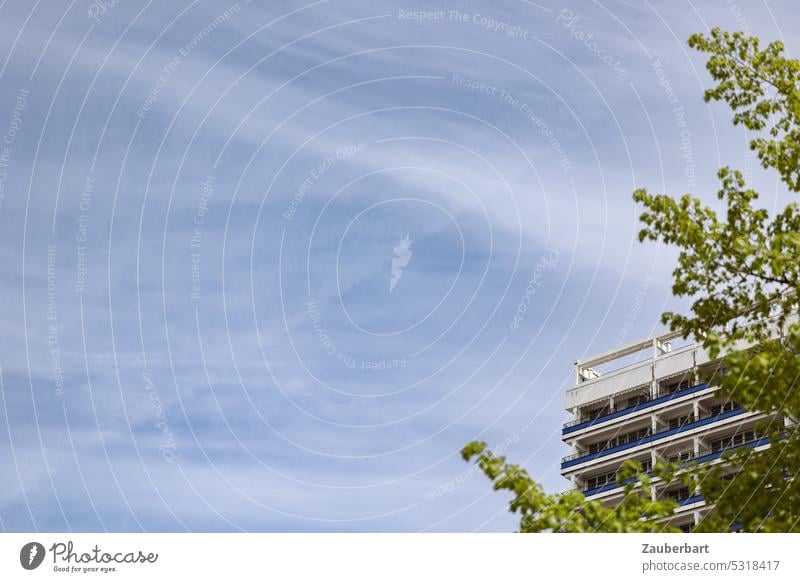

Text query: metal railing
(579, 464), (653, 493)
(563, 382), (710, 433)
(562, 407), (746, 465)
(563, 385), (651, 428)
(578, 435), (769, 496)
(562, 428), (652, 463)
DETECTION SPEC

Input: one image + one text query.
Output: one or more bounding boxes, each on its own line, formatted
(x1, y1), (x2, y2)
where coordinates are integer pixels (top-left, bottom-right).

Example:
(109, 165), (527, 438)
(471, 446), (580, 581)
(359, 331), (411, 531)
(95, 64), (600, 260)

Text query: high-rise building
(560, 331), (785, 531)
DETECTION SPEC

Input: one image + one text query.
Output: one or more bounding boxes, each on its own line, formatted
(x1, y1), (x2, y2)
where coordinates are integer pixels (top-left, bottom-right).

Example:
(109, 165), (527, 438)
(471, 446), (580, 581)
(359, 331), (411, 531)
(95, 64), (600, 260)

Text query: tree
(462, 28), (800, 532)
(460, 444), (685, 532)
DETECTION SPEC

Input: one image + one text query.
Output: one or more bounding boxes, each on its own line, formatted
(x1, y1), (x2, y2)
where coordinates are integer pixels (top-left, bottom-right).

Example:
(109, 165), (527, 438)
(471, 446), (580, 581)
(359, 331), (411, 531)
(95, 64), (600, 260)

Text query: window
(585, 459), (650, 491)
(667, 450), (694, 463)
(711, 430), (756, 452)
(585, 469), (617, 490)
(662, 377), (690, 395)
(667, 487), (692, 502)
(579, 390), (651, 422)
(668, 414), (695, 430)
(678, 522), (694, 533)
(582, 404), (610, 422)
(622, 393), (648, 410)
(709, 401), (737, 417)
(585, 427), (651, 455)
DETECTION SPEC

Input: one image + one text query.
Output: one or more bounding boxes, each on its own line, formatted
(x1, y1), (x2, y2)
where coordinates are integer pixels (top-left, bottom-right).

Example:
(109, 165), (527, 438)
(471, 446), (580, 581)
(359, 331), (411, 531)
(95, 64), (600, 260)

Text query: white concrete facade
(561, 330), (785, 531)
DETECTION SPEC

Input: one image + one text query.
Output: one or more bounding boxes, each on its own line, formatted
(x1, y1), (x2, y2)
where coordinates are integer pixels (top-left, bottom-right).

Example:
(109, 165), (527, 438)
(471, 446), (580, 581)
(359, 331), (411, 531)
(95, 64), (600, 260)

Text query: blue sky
(0, 0), (795, 531)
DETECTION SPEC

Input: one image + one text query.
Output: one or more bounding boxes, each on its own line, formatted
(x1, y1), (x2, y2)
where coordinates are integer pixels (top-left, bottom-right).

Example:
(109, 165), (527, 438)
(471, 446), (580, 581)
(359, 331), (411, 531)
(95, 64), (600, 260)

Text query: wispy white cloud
(0, 0), (796, 532)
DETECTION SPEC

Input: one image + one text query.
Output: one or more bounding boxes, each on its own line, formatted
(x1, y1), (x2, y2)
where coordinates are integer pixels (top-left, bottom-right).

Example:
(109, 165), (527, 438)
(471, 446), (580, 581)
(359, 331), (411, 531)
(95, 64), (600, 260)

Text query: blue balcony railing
(562, 407), (746, 469)
(678, 494), (704, 506)
(563, 383), (710, 435)
(580, 436), (769, 497)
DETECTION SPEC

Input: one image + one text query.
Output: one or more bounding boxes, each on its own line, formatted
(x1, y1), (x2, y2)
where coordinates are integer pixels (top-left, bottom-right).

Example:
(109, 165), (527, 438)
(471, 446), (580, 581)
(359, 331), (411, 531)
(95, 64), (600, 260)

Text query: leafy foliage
(463, 28), (800, 532)
(460, 443), (682, 532)
(688, 30), (800, 191)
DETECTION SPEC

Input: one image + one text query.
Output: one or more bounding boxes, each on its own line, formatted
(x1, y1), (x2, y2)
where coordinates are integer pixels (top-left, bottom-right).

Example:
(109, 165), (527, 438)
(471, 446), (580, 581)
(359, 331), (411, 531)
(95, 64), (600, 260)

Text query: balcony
(562, 406), (746, 469)
(563, 382), (709, 435)
(580, 435), (769, 497)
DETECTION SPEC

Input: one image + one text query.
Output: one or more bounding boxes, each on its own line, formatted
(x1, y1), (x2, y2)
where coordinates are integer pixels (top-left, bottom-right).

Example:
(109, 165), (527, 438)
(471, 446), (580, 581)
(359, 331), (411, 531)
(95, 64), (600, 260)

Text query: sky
(0, 0), (796, 532)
